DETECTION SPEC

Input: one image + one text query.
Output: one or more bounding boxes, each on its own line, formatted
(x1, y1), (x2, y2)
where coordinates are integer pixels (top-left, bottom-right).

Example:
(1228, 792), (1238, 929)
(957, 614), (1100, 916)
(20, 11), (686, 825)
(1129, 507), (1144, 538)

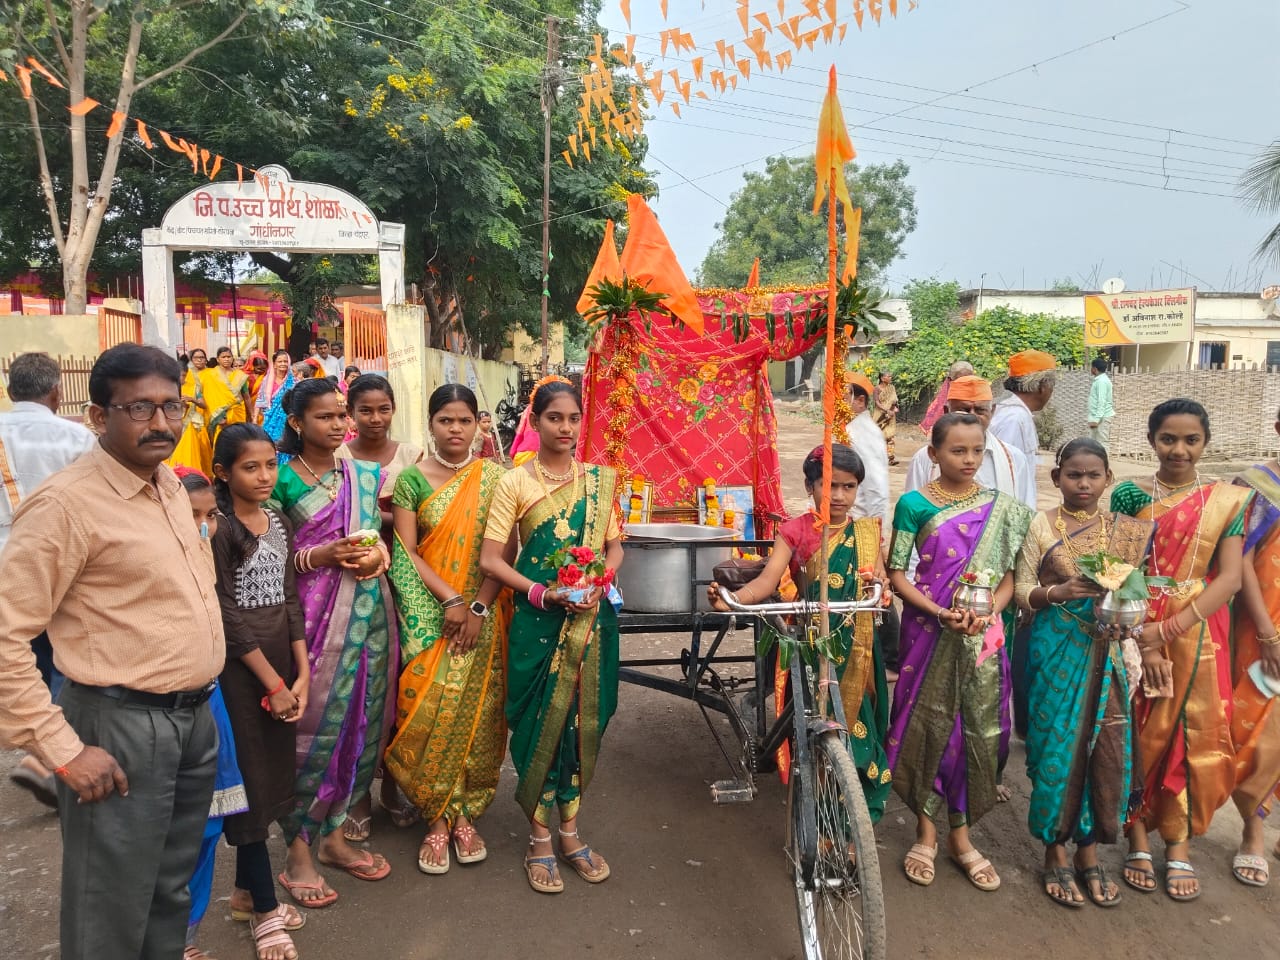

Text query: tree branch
(42, 0), (72, 76)
(132, 11), (249, 94)
(250, 251), (300, 282)
(24, 92), (67, 258)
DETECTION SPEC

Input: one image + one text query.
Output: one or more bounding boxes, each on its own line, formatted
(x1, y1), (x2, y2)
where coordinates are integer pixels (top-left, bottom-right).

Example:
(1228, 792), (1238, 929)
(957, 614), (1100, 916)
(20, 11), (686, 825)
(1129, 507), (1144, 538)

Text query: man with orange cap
(904, 375), (1035, 510)
(845, 371), (890, 542)
(989, 349), (1057, 469)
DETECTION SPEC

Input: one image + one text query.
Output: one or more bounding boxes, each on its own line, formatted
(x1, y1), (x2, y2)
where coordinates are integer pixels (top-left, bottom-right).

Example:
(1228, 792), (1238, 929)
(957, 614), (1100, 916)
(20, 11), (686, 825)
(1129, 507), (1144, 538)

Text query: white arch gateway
(141, 164), (405, 349)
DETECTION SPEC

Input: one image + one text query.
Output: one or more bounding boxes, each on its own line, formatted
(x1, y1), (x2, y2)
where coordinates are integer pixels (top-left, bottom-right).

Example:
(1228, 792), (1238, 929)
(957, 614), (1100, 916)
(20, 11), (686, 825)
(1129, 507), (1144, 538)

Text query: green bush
(857, 284), (1085, 407)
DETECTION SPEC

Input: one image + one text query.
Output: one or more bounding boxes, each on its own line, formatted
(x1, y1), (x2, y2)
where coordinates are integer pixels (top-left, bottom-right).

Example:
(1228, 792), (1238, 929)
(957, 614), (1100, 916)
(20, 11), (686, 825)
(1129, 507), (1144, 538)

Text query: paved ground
(2, 410), (1278, 959)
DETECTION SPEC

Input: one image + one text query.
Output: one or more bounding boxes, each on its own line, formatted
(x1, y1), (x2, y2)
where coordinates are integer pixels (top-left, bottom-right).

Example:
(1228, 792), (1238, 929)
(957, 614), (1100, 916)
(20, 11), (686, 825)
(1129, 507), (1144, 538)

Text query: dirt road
(2, 410), (1277, 959)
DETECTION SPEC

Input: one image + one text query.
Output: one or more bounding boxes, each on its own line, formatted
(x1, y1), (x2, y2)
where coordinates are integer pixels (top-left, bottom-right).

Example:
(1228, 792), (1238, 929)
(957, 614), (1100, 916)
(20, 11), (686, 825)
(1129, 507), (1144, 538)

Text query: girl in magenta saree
(886, 413), (1032, 893)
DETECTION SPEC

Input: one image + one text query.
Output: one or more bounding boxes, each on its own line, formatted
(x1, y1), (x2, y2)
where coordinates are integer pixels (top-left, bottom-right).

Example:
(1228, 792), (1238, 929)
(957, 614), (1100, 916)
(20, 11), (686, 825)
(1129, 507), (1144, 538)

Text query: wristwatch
(469, 600), (489, 618)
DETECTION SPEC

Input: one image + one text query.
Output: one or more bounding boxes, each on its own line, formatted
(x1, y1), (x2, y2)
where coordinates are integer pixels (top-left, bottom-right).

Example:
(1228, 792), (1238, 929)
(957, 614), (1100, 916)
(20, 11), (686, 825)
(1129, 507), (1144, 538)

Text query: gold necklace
(535, 461), (579, 539)
(1152, 472), (1199, 498)
(926, 480), (980, 506)
(535, 457), (575, 483)
(1149, 481), (1206, 600)
(1053, 506), (1108, 569)
(296, 454), (338, 501)
(1060, 504), (1099, 523)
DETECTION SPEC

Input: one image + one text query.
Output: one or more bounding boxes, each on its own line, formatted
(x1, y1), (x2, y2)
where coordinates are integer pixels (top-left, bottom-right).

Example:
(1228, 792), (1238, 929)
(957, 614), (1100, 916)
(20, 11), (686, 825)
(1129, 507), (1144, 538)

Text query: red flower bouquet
(548, 544), (615, 603)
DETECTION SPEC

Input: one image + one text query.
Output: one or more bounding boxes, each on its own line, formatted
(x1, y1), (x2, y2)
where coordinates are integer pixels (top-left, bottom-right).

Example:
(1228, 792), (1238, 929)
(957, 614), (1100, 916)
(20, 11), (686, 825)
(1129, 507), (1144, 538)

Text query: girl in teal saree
(480, 378), (623, 895)
(1015, 438), (1153, 908)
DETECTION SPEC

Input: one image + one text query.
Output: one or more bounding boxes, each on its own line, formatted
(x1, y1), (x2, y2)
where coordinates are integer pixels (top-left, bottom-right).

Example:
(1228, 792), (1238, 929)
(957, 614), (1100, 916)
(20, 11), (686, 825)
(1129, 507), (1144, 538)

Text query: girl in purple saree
(886, 413), (1032, 893)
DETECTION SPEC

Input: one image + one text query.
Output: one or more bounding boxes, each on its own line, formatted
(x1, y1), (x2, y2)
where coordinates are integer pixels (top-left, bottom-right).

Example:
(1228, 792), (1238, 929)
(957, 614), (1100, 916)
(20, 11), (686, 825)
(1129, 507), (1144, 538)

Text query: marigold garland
(603, 323), (640, 468)
(832, 331), (853, 439)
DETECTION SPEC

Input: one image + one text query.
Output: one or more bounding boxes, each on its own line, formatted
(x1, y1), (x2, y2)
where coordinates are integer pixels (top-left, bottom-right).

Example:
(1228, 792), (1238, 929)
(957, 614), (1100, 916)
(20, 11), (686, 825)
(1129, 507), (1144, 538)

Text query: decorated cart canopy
(580, 287), (830, 536)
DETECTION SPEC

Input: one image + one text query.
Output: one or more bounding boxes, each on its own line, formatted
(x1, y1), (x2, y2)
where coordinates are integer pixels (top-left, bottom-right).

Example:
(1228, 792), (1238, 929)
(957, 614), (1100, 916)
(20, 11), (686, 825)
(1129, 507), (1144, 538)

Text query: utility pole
(540, 16), (561, 377)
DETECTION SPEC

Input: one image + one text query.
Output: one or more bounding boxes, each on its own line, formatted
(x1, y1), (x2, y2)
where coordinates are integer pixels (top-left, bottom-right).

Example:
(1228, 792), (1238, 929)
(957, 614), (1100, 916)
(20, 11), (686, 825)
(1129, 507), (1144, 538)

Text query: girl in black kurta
(211, 424), (312, 957)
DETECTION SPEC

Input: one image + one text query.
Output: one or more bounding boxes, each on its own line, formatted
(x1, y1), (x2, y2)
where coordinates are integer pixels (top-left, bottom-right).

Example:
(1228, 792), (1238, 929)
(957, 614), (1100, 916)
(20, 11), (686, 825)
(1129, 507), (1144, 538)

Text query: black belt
(71, 680), (217, 710)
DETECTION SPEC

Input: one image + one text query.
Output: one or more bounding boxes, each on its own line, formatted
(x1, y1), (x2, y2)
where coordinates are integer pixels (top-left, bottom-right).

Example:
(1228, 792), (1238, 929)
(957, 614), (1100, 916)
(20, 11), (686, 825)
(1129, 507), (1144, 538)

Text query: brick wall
(1038, 367), (1280, 462)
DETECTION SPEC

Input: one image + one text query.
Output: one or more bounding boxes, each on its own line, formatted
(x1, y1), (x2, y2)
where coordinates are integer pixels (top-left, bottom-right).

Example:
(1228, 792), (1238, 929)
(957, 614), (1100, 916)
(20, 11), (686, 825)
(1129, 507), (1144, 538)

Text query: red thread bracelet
(54, 765), (69, 779)
(260, 677), (287, 712)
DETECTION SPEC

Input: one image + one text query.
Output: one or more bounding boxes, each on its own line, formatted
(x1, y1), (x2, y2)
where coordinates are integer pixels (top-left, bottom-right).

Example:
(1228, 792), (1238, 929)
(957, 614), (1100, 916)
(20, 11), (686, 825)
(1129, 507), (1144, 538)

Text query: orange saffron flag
(812, 66), (860, 281)
(576, 220), (623, 316)
(746, 257), (760, 287)
(619, 194), (704, 336)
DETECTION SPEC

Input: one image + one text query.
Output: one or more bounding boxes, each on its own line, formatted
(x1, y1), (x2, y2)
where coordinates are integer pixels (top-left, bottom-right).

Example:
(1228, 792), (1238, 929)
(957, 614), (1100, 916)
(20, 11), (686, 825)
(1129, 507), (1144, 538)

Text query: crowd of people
(1, 339), (1278, 960)
(715, 348), (1278, 912)
(0, 345), (616, 960)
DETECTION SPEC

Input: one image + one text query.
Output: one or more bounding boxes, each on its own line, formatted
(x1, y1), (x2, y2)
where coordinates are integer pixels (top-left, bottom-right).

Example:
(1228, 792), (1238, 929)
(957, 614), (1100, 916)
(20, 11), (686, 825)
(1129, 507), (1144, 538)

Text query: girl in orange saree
(1110, 399), (1247, 902)
(1229, 450), (1280, 887)
(385, 385), (509, 876)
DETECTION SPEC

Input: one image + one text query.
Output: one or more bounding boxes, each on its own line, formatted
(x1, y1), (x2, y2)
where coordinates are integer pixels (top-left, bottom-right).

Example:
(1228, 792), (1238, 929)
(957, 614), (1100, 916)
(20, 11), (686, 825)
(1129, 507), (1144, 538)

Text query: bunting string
(0, 54), (371, 224)
(569, 0), (921, 164)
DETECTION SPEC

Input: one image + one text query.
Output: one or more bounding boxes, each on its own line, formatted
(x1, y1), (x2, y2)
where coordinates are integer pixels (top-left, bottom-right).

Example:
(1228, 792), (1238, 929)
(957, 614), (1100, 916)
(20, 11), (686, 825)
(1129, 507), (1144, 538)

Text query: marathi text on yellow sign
(1083, 288), (1195, 346)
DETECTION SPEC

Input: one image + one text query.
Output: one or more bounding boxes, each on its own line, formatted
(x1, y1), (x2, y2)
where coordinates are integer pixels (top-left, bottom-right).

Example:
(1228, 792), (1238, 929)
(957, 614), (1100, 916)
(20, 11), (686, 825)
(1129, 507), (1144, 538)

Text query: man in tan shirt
(0, 343), (225, 960)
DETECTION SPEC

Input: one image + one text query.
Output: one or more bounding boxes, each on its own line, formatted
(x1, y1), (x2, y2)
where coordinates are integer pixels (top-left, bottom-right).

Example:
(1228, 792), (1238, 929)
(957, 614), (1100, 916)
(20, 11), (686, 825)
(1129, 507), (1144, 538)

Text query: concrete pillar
(141, 228), (178, 352)
(379, 222), (406, 309)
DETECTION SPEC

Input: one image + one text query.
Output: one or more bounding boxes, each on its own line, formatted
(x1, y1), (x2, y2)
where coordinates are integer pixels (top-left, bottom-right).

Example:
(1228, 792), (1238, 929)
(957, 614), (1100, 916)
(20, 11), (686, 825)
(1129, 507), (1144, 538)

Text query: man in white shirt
(844, 372), (891, 542)
(0, 352), (97, 808)
(988, 348), (1057, 469)
(904, 375), (1036, 510)
(314, 336), (343, 378)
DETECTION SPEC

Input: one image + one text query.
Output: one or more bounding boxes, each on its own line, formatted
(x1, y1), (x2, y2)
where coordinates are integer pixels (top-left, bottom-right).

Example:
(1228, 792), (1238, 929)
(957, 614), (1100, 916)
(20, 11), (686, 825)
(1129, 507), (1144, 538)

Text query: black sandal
(1075, 864), (1121, 907)
(1042, 866), (1085, 909)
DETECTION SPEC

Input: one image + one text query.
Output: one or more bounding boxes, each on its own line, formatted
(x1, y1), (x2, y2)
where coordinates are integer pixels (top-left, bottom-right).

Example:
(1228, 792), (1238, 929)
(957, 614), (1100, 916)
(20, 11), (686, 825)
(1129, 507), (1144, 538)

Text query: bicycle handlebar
(714, 582), (883, 616)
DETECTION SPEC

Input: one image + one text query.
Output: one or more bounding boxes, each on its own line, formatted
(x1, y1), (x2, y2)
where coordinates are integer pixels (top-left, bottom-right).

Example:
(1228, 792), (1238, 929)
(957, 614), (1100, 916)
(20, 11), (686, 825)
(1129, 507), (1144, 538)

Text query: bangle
(442, 595), (466, 609)
(528, 583), (548, 610)
(294, 547), (315, 574)
(1045, 585), (1057, 606)
(1260, 633), (1280, 646)
(1189, 599), (1207, 622)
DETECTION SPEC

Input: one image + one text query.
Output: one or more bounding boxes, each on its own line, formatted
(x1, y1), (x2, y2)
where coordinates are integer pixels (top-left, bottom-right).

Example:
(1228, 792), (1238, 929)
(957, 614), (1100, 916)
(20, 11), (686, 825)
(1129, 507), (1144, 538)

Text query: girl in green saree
(707, 443), (894, 820)
(479, 378), (623, 895)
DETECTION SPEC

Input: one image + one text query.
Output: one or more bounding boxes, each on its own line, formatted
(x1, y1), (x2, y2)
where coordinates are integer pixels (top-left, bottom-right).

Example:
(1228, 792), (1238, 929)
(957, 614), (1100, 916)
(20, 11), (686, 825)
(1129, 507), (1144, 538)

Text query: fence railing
(343, 302), (387, 371)
(99, 307), (142, 351)
(2, 353), (94, 418)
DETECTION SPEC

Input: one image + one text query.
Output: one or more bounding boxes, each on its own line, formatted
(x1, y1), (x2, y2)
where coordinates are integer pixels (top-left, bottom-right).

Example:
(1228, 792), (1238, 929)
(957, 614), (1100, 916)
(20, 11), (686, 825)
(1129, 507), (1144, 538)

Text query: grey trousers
(1089, 417), (1113, 449)
(56, 683), (217, 960)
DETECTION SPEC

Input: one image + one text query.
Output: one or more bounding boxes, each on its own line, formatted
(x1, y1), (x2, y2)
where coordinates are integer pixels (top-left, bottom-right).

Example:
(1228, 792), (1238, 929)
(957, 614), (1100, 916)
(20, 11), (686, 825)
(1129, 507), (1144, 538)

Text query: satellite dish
(1102, 277), (1125, 294)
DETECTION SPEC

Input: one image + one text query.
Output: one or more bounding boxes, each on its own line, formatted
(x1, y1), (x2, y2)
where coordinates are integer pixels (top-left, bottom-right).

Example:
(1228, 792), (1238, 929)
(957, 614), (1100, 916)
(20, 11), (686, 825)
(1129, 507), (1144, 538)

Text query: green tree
(697, 155), (917, 287)
(302, 1), (654, 357)
(1241, 140), (1280, 263)
(863, 284), (1085, 408)
(0, 0), (328, 313)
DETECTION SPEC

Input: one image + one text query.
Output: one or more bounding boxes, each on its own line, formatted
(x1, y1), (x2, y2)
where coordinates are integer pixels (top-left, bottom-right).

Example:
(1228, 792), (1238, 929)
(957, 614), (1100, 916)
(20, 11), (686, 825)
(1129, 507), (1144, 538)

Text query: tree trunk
(799, 343), (823, 388)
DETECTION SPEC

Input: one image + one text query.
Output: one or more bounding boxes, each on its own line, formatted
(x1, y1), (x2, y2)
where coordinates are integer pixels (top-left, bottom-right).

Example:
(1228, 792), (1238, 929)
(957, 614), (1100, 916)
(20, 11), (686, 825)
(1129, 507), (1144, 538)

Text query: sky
(590, 0), (1279, 294)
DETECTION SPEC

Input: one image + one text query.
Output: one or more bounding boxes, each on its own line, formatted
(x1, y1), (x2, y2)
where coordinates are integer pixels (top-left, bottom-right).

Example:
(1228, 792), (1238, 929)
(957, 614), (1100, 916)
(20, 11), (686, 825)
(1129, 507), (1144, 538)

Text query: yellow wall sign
(1083, 288), (1195, 345)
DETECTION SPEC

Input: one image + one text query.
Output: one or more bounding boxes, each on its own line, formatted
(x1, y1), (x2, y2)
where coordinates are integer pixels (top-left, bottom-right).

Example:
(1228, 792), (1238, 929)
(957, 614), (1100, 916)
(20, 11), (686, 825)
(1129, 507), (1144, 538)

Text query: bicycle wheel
(789, 730), (886, 960)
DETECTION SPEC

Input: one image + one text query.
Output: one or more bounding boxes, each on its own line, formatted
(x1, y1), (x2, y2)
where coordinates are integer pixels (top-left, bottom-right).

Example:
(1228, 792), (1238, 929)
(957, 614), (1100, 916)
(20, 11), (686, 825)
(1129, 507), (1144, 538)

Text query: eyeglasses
(108, 400), (189, 421)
